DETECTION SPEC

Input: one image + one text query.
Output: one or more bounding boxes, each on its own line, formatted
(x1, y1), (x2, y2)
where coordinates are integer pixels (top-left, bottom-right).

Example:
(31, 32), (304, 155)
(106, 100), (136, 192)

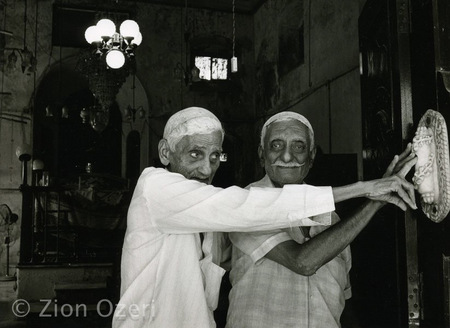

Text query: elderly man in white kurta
(112, 107), (416, 328)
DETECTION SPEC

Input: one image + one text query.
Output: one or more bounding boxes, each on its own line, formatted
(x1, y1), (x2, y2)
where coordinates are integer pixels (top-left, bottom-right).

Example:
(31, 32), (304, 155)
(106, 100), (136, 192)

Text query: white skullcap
(260, 111), (315, 150)
(163, 107), (224, 150)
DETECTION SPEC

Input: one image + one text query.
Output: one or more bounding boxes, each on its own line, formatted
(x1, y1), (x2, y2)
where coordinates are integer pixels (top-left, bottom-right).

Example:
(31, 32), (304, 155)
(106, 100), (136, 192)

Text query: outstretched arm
(332, 144), (417, 210)
(265, 145), (417, 275)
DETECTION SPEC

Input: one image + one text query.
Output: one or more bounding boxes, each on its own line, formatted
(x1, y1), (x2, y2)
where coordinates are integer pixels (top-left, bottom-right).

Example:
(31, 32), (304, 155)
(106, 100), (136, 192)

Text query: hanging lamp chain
(23, 0), (27, 49)
(232, 0), (235, 57)
(230, 0), (238, 73)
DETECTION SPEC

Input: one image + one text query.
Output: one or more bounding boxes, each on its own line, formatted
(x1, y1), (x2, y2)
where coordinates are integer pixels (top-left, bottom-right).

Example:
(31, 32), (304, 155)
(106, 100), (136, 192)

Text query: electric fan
(0, 204), (18, 281)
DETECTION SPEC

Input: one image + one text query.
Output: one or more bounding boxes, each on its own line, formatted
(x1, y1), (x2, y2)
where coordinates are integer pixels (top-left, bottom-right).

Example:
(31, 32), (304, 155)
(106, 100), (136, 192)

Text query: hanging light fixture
(231, 0), (238, 73)
(84, 18), (142, 69)
(123, 73), (145, 123)
(3, 0), (37, 75)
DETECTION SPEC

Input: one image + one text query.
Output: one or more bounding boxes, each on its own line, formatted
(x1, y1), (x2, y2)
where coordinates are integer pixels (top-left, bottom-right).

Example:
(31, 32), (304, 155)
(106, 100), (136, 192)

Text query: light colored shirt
(227, 175), (352, 328)
(112, 167), (335, 328)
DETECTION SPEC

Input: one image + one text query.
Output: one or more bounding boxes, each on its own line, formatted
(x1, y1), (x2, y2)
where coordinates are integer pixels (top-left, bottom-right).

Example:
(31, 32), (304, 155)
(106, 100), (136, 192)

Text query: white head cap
(260, 111), (315, 150)
(163, 107), (224, 150)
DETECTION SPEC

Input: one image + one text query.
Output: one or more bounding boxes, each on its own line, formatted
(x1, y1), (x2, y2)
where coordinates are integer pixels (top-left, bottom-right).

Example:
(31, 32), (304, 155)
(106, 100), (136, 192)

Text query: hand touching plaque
(412, 109), (450, 222)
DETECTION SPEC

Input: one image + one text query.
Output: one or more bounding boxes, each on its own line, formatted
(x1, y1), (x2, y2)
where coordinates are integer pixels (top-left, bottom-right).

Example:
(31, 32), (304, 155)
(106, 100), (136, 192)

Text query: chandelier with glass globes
(84, 18), (142, 69)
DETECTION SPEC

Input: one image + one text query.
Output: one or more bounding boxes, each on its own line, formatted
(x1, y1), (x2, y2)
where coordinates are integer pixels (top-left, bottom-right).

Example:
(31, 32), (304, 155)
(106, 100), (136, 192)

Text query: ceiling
(130, 0), (267, 14)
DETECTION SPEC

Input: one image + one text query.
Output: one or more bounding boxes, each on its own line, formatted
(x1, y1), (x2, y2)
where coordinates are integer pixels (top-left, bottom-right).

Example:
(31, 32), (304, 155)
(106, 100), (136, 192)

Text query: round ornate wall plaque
(412, 109), (450, 222)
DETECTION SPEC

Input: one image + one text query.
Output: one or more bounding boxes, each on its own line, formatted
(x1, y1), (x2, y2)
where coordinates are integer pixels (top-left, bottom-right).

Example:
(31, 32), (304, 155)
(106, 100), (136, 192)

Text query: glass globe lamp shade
(85, 25), (102, 44)
(120, 20), (140, 39)
(15, 144), (32, 161)
(130, 31), (142, 46)
(32, 159), (44, 171)
(96, 19), (116, 38)
(106, 49), (126, 69)
(138, 107), (146, 119)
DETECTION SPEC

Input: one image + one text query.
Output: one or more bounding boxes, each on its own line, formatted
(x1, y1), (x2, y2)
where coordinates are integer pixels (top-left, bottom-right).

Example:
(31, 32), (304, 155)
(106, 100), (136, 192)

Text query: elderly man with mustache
(226, 111), (417, 328)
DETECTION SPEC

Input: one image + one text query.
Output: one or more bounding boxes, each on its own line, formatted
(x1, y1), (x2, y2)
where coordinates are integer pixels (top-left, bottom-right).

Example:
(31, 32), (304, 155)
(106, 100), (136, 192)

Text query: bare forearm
(295, 200), (383, 273)
(266, 200), (384, 275)
(332, 182), (368, 203)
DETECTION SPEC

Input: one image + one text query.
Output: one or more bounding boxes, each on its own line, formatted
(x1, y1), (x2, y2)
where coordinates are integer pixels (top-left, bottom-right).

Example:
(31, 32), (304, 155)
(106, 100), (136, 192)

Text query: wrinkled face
(165, 131), (223, 185)
(260, 120), (315, 187)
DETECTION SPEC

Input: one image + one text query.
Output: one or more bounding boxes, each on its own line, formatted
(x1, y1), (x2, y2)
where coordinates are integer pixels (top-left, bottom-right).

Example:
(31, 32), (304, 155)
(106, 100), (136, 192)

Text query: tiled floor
(0, 279), (112, 328)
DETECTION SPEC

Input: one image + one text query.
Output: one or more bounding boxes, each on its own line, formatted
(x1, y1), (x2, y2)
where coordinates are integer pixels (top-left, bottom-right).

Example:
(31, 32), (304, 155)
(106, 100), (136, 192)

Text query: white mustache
(271, 161), (306, 168)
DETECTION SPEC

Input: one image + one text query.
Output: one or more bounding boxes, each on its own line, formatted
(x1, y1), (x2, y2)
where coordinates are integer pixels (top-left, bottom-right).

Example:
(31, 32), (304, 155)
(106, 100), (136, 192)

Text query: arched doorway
(33, 57), (123, 180)
(33, 55), (149, 181)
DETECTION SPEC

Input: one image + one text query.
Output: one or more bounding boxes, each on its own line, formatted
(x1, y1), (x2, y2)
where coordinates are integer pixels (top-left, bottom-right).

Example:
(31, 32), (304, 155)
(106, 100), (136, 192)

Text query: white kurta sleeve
(136, 168), (335, 234)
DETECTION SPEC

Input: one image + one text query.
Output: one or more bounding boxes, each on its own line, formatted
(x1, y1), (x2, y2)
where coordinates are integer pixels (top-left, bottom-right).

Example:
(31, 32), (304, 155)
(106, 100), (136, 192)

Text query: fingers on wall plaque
(412, 109), (450, 222)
